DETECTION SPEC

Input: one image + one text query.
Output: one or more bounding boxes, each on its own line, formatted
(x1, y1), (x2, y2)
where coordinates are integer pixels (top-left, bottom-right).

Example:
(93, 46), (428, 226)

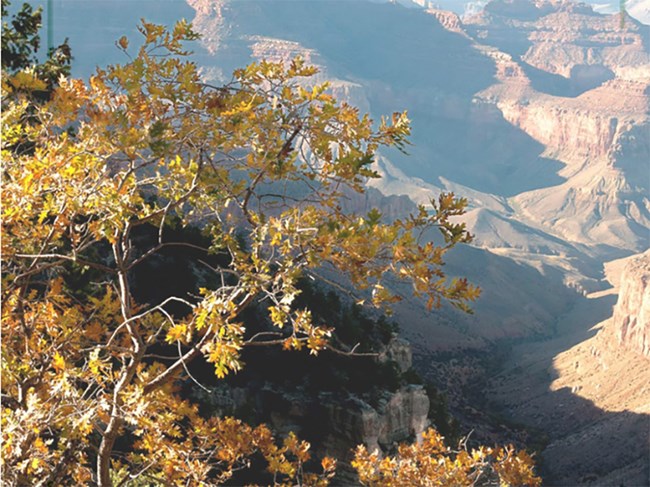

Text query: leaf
(118, 36), (129, 50)
(165, 323), (187, 344)
(269, 306), (287, 328)
(52, 352), (65, 373)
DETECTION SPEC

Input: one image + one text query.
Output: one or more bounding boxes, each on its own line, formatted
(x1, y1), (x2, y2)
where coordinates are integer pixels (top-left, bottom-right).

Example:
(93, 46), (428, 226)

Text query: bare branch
(107, 296), (195, 347)
(128, 242), (211, 270)
(177, 339), (210, 392)
(12, 253), (115, 274)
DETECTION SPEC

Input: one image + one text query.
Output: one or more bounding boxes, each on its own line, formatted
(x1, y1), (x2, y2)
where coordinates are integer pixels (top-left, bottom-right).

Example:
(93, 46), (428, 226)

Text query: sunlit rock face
(465, 0), (650, 253)
(613, 251), (650, 356)
(464, 0), (650, 84)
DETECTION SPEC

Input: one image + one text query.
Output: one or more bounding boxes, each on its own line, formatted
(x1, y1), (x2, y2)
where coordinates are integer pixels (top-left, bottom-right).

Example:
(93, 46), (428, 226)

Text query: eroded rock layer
(613, 250), (650, 356)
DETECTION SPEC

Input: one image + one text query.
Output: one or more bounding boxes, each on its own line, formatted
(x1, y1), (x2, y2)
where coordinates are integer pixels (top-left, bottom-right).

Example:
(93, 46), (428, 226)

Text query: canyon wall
(613, 251), (650, 356)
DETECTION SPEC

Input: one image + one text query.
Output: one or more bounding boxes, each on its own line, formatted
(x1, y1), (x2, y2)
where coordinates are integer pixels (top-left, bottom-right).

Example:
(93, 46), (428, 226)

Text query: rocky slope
(484, 251), (650, 485)
(260, 384), (430, 465)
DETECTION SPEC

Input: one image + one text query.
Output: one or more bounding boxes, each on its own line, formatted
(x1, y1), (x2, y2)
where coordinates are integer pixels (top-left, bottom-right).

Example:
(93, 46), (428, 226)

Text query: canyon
(185, 1), (650, 483)
(39, 0), (649, 484)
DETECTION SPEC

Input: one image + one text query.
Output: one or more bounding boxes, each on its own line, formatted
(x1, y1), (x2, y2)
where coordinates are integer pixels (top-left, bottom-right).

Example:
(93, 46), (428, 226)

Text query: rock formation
(202, 336), (430, 480)
(463, 0), (650, 252)
(484, 250), (650, 485)
(465, 0), (650, 82)
(613, 250), (650, 356)
(320, 385), (430, 455)
(250, 384), (429, 482)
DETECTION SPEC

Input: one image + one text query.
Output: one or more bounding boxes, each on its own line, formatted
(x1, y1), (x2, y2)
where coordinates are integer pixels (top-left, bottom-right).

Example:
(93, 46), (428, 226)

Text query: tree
(353, 428), (541, 487)
(1, 18), (538, 487)
(1, 0), (72, 91)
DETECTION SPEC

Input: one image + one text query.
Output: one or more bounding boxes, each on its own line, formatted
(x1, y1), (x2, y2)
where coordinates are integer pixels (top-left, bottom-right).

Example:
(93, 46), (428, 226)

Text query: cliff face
(496, 97), (622, 161)
(613, 251), (650, 356)
(321, 385), (430, 455)
(252, 384), (429, 483)
(481, 78), (649, 166)
(465, 0), (650, 162)
(465, 0), (650, 83)
(205, 336), (430, 480)
(463, 0), (650, 252)
(425, 9), (466, 34)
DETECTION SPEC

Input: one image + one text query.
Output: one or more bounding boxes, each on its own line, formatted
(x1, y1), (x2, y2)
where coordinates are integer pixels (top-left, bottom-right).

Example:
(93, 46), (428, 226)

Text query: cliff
(201, 334), (431, 482)
(613, 250), (650, 356)
(465, 0), (650, 84)
(200, 382), (430, 483)
(321, 385), (429, 457)
(462, 0), (650, 252)
(481, 79), (649, 163)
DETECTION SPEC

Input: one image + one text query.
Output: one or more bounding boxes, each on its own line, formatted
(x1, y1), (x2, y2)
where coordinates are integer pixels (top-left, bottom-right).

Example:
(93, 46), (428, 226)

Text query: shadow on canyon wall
(47, 0), (570, 197)
(483, 289), (650, 486)
(521, 61), (616, 98)
(403, 246), (648, 486)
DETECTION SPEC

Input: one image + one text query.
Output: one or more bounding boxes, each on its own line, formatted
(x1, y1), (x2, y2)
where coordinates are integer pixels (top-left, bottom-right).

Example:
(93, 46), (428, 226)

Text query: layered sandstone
(481, 79), (649, 164)
(458, 0), (650, 252)
(465, 0), (650, 82)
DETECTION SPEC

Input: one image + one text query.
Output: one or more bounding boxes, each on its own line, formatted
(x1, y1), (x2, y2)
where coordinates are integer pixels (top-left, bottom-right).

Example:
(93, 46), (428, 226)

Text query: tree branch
(142, 291), (256, 395)
(127, 241), (210, 270)
(12, 253), (115, 274)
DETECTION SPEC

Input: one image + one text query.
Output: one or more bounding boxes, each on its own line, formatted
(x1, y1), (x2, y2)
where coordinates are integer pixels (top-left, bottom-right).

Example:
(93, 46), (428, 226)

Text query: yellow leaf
(321, 456), (337, 472)
(52, 352), (65, 373)
(165, 323), (187, 344)
(269, 306), (286, 328)
(37, 209), (49, 224)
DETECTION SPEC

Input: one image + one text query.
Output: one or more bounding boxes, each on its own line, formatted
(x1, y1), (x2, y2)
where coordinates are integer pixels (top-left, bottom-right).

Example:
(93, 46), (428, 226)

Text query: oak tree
(2, 18), (538, 487)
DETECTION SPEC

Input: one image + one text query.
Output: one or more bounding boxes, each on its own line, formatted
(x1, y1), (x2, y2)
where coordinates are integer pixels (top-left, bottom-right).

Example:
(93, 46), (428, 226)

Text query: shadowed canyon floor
(415, 254), (650, 485)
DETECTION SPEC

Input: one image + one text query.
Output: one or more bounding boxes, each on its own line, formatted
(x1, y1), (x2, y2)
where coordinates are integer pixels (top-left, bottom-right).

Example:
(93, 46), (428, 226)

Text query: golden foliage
(352, 429), (541, 487)
(1, 19), (495, 486)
